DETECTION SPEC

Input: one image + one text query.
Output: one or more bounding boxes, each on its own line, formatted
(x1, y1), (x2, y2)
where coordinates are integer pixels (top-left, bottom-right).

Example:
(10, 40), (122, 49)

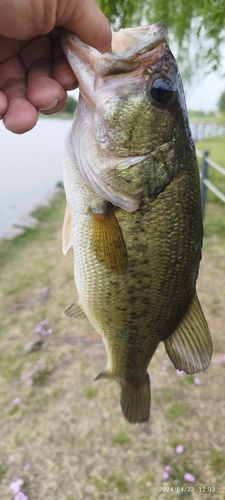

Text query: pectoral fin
(89, 203), (128, 275)
(164, 292), (212, 374)
(65, 300), (87, 319)
(62, 203), (73, 256)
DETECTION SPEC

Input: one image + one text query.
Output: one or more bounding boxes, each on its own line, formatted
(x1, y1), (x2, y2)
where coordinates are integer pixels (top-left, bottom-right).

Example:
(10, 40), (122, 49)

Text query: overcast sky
(184, 71), (225, 111)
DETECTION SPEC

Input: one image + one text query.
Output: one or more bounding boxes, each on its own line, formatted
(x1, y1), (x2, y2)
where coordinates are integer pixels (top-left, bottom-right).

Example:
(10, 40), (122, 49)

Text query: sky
(184, 71), (225, 111)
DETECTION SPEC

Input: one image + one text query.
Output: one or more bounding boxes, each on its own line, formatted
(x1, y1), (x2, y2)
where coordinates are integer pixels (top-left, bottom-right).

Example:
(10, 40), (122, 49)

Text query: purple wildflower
(176, 445), (184, 454)
(40, 318), (49, 326)
(9, 477), (28, 500)
(34, 324), (42, 334)
(34, 318), (52, 337)
(163, 465), (171, 480)
(176, 369), (185, 376)
(216, 354), (225, 364)
(184, 472), (196, 483)
(10, 478), (23, 494)
(194, 377), (201, 385)
(13, 397), (21, 405)
(23, 462), (31, 470)
(15, 492), (28, 500)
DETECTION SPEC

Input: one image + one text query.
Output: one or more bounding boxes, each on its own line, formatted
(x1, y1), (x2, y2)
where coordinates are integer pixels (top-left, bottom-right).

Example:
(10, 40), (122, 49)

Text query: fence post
(200, 150), (209, 219)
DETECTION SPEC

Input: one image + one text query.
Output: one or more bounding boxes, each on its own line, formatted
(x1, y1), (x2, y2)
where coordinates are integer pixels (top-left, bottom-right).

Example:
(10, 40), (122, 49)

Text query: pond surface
(0, 118), (71, 238)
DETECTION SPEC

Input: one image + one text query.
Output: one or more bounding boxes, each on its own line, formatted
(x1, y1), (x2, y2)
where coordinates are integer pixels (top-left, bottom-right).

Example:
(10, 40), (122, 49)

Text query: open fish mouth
(61, 22), (179, 211)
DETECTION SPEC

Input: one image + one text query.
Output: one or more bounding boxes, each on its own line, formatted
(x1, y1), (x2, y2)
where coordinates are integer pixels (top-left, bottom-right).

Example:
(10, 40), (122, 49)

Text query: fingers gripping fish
(60, 22), (212, 424)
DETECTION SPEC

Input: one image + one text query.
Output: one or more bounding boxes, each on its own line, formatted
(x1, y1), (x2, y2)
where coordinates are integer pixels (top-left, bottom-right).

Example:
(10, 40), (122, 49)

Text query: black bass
(60, 22), (212, 424)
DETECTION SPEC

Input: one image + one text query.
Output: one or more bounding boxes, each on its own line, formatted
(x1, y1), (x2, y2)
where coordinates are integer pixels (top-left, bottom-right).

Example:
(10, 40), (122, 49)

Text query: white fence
(190, 122), (225, 141)
(196, 149), (225, 218)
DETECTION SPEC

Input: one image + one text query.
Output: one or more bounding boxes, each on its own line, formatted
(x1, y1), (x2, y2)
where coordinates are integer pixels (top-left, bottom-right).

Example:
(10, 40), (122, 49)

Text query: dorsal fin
(65, 300), (87, 319)
(89, 203), (128, 275)
(62, 203), (73, 256)
(164, 292), (212, 374)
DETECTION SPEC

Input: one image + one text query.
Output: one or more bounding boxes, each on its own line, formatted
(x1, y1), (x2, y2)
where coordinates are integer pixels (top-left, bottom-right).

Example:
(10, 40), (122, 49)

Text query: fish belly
(73, 167), (202, 383)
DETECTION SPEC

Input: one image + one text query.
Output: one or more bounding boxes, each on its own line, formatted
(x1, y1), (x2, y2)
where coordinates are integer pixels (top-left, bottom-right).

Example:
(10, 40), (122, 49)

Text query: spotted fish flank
(60, 22), (212, 424)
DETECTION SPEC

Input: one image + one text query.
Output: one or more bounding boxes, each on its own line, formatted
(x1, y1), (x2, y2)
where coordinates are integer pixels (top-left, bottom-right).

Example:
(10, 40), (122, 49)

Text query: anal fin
(65, 300), (87, 319)
(89, 202), (128, 275)
(164, 292), (212, 374)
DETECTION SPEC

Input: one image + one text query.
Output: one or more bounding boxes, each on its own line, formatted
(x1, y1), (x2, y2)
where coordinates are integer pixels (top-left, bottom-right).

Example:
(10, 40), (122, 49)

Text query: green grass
(188, 110), (225, 124)
(210, 450), (225, 475)
(84, 386), (98, 399)
(195, 136), (225, 236)
(0, 168), (225, 499)
(112, 430), (131, 446)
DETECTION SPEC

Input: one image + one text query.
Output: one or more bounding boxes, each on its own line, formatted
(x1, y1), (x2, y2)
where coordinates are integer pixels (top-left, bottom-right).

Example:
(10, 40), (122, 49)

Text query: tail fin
(120, 374), (150, 424)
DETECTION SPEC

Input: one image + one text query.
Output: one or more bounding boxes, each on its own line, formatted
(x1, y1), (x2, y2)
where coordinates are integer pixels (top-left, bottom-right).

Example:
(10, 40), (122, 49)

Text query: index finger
(57, 0), (112, 53)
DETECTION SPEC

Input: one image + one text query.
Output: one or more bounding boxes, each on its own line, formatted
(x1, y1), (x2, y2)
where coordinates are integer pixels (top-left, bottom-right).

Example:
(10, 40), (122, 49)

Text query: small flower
(42, 286), (48, 294)
(34, 324), (42, 334)
(176, 369), (185, 376)
(194, 377), (201, 385)
(26, 379), (33, 387)
(184, 472), (196, 483)
(15, 492), (28, 500)
(216, 354), (225, 364)
(161, 365), (167, 372)
(23, 462), (31, 470)
(9, 478), (23, 494)
(176, 445), (184, 454)
(40, 318), (49, 326)
(163, 465), (171, 480)
(149, 374), (154, 382)
(13, 397), (21, 405)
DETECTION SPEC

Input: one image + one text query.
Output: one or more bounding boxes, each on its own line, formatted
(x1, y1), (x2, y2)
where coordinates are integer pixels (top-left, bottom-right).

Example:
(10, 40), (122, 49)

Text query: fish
(60, 22), (212, 424)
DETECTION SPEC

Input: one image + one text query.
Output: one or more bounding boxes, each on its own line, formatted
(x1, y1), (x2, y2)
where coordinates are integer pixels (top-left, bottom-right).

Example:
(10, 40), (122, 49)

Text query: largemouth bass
(60, 22), (212, 424)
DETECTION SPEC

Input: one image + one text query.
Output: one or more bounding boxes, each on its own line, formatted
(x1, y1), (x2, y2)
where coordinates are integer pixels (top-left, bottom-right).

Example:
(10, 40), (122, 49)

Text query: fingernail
(38, 97), (59, 112)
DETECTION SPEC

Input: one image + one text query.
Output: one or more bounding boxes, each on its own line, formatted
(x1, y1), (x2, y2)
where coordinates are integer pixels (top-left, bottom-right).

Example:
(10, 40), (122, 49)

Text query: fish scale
(61, 22), (212, 424)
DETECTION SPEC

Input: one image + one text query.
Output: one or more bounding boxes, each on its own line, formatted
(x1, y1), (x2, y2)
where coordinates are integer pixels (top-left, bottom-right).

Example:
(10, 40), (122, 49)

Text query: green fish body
(61, 23), (212, 424)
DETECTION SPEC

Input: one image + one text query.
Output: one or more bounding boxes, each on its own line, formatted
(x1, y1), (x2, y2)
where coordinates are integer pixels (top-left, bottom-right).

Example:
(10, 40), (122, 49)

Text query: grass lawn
(0, 186), (225, 499)
(196, 136), (225, 237)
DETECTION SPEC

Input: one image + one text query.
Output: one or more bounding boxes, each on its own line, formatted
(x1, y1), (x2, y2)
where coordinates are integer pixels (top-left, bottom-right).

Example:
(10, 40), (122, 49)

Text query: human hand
(0, 0), (111, 133)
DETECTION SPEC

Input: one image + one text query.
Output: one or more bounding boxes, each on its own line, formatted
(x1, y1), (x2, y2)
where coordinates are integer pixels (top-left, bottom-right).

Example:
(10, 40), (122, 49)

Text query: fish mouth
(61, 23), (173, 212)
(60, 22), (167, 107)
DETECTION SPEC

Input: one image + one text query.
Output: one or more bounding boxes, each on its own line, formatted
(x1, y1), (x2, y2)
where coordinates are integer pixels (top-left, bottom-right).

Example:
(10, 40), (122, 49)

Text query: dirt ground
(0, 195), (225, 500)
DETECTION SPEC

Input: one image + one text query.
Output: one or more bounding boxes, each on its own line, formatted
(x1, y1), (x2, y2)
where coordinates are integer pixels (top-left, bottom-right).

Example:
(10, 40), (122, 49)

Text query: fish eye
(148, 76), (174, 105)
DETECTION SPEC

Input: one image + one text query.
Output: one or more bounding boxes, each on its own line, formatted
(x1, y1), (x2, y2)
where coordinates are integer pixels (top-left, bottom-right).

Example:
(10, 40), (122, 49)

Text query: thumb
(57, 0), (112, 53)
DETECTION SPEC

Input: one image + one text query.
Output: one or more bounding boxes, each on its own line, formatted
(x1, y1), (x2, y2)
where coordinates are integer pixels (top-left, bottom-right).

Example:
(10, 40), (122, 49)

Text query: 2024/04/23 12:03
(159, 487), (216, 493)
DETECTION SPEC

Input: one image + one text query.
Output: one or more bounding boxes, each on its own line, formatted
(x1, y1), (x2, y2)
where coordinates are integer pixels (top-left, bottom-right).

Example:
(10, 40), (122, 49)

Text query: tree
(64, 96), (77, 115)
(218, 91), (225, 113)
(98, 0), (225, 74)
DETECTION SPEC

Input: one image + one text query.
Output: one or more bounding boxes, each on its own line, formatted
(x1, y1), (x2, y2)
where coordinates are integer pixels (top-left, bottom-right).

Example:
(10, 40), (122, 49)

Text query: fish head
(61, 23), (193, 211)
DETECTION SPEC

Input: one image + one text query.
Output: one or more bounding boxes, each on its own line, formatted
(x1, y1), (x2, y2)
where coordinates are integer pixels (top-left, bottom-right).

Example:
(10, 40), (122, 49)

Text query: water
(0, 118), (72, 238)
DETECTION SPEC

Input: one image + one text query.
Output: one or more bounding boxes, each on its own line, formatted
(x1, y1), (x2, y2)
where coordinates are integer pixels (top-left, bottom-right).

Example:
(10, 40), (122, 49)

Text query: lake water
(0, 118), (72, 239)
